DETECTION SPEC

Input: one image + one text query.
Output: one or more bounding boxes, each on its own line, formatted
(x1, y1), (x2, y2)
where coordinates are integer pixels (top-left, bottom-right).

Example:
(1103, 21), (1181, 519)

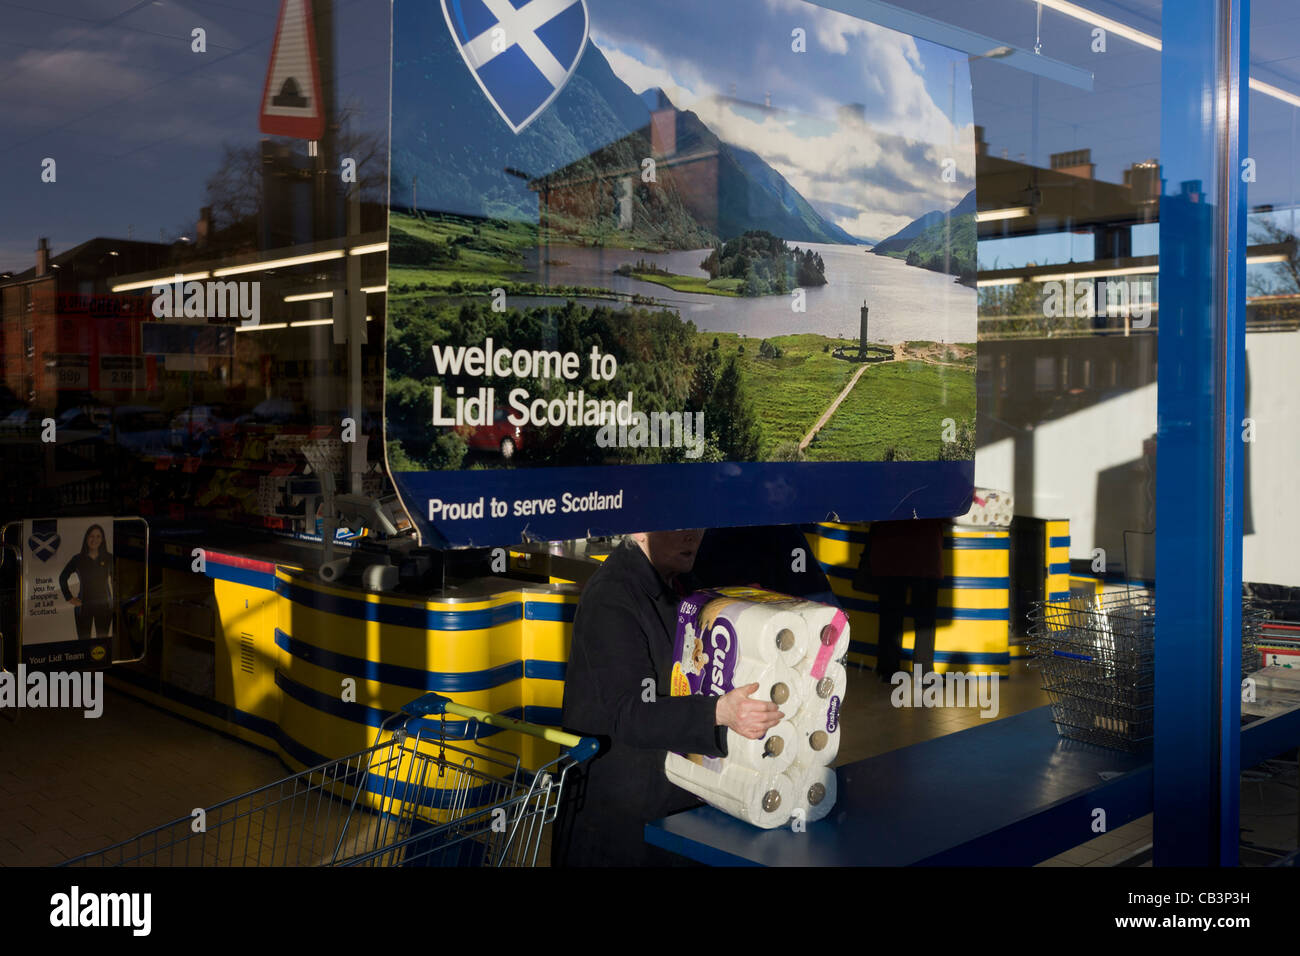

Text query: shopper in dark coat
(551, 531), (783, 867)
(854, 519), (945, 678)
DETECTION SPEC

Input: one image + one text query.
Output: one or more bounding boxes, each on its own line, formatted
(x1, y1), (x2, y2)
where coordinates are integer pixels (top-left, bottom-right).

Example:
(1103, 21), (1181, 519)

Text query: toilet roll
(705, 599), (809, 667)
(731, 657), (801, 713)
(790, 698), (842, 766)
(956, 488), (1015, 528)
(726, 718), (797, 776)
(665, 752), (793, 829)
(797, 606), (850, 678)
(797, 660), (846, 712)
(784, 761), (837, 824)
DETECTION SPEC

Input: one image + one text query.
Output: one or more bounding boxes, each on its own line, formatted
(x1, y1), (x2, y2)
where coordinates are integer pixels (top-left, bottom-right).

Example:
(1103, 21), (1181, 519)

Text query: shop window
(1034, 356), (1056, 392)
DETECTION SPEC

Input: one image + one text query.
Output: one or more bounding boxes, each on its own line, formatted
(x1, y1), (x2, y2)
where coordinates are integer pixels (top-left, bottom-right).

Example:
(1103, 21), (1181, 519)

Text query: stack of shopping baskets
(61, 694), (597, 868)
(1029, 590), (1271, 752)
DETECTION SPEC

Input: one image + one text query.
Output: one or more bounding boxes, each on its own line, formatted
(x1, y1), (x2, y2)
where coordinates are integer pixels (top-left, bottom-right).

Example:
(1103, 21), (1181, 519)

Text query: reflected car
(461, 407), (524, 458)
(0, 407), (51, 435)
(113, 407), (172, 456)
(50, 406), (112, 446)
(237, 397), (301, 426)
(169, 405), (236, 451)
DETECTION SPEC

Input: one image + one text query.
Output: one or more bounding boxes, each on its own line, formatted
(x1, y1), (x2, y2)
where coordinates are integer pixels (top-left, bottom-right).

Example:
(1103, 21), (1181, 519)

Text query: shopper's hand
(68, 598), (81, 607)
(715, 682), (783, 739)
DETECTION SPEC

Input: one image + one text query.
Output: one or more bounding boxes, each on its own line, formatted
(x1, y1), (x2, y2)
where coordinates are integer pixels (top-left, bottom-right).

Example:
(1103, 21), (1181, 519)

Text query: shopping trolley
(61, 693), (598, 867)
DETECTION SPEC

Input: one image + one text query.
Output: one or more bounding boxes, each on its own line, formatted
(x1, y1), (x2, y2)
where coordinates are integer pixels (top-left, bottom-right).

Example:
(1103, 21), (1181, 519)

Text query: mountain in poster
(392, 9), (855, 246)
(871, 189), (977, 279)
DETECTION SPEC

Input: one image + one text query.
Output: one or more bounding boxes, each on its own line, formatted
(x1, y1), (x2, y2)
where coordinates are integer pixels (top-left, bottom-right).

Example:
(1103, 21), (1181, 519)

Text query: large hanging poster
(386, 0), (977, 546)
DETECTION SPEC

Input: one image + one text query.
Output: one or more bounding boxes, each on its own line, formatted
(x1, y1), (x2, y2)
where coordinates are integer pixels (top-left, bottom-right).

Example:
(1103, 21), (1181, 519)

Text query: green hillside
(878, 213), (976, 283)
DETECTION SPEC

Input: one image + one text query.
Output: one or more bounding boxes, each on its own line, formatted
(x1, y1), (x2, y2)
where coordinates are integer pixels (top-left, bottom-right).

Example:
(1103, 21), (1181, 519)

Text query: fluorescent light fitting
(284, 291), (333, 303)
(360, 285), (388, 294)
(1032, 0), (1160, 51)
(1034, 1), (1300, 108)
(348, 242), (389, 256)
(1250, 78), (1300, 109)
(1035, 265), (1156, 282)
(212, 250), (345, 277)
(976, 277), (1024, 288)
(976, 206), (1031, 223)
(112, 271), (210, 292)
(290, 318), (334, 327)
(1247, 252), (1289, 265)
(234, 322), (288, 333)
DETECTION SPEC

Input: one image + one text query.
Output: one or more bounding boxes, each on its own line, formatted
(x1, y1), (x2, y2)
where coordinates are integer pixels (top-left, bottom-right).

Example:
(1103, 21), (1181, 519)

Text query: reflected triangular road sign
(260, 0), (325, 139)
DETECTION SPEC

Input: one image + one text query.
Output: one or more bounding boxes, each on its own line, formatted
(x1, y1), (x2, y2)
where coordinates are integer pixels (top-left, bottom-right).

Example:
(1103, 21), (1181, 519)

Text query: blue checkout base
(647, 704), (1300, 866)
(647, 707), (1149, 866)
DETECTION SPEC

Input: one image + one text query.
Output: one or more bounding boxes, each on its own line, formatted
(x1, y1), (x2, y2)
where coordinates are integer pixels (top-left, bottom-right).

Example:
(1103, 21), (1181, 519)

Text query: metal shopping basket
(1028, 589), (1156, 752)
(1029, 590), (1271, 752)
(61, 693), (598, 867)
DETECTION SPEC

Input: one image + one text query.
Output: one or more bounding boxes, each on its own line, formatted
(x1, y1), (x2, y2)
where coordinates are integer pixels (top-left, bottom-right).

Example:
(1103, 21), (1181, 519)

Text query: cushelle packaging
(667, 586), (847, 828)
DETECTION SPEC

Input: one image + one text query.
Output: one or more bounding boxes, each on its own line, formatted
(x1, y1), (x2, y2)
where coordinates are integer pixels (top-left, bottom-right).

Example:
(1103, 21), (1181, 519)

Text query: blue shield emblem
(441, 0), (589, 134)
(28, 521), (60, 563)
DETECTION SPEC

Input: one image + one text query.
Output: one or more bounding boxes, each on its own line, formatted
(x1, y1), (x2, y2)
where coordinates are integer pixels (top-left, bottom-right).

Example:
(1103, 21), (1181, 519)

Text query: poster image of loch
(386, 0), (976, 545)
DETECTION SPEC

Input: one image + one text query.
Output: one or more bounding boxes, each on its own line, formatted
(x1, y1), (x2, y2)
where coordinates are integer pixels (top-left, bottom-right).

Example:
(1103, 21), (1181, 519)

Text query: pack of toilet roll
(667, 587), (846, 829)
(954, 488), (1014, 528)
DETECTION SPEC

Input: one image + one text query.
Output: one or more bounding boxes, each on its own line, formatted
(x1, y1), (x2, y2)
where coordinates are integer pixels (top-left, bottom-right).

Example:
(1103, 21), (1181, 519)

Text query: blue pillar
(1155, 0), (1249, 865)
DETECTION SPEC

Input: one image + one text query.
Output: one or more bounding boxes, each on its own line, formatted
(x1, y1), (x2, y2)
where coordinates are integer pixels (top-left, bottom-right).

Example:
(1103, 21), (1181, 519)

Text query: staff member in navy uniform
(59, 523), (114, 641)
(551, 529), (783, 866)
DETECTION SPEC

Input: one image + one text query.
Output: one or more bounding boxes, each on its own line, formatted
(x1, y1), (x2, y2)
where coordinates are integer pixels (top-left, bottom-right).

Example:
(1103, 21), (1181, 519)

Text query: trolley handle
(403, 692), (599, 763)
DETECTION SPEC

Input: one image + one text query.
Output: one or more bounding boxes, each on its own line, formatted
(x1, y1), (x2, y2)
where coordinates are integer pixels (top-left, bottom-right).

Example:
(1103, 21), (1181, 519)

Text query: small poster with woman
(20, 517), (115, 669)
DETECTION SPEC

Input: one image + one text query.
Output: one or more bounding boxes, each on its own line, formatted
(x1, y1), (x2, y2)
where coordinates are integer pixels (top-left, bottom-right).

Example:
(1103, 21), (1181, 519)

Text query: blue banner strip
(836, 594), (1008, 621)
(846, 639), (1009, 667)
(394, 459), (973, 549)
(277, 578), (523, 631)
(820, 562), (1009, 589)
(275, 628), (569, 689)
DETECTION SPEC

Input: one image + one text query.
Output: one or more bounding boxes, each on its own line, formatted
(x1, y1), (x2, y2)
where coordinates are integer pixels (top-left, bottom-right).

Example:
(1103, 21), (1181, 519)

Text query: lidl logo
(91, 646), (107, 662)
(441, 0), (589, 134)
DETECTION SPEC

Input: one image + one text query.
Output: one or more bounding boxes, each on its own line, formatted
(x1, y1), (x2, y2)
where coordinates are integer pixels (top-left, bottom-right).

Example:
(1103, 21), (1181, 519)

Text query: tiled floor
(834, 658), (1050, 764)
(0, 662), (1290, 865)
(0, 691), (285, 867)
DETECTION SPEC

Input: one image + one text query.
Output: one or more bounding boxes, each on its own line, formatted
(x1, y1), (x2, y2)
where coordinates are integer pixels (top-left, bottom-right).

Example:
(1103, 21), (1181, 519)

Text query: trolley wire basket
(60, 693), (598, 867)
(1028, 590), (1156, 752)
(1029, 590), (1272, 752)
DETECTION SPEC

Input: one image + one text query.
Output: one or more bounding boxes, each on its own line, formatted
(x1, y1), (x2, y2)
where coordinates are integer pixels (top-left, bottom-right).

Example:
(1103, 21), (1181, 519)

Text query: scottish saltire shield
(441, 0), (589, 134)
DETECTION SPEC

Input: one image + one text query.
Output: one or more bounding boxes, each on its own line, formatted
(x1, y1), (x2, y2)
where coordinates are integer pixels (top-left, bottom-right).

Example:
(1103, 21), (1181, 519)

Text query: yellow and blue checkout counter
(113, 533), (582, 776)
(806, 521), (1012, 677)
(110, 519), (1073, 785)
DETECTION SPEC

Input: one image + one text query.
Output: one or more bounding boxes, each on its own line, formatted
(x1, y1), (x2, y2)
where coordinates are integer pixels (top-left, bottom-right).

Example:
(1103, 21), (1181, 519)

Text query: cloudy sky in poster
(588, 0), (976, 240)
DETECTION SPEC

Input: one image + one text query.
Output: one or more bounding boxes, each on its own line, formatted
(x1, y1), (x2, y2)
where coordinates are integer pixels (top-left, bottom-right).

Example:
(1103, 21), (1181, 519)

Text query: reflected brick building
(0, 237), (170, 410)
